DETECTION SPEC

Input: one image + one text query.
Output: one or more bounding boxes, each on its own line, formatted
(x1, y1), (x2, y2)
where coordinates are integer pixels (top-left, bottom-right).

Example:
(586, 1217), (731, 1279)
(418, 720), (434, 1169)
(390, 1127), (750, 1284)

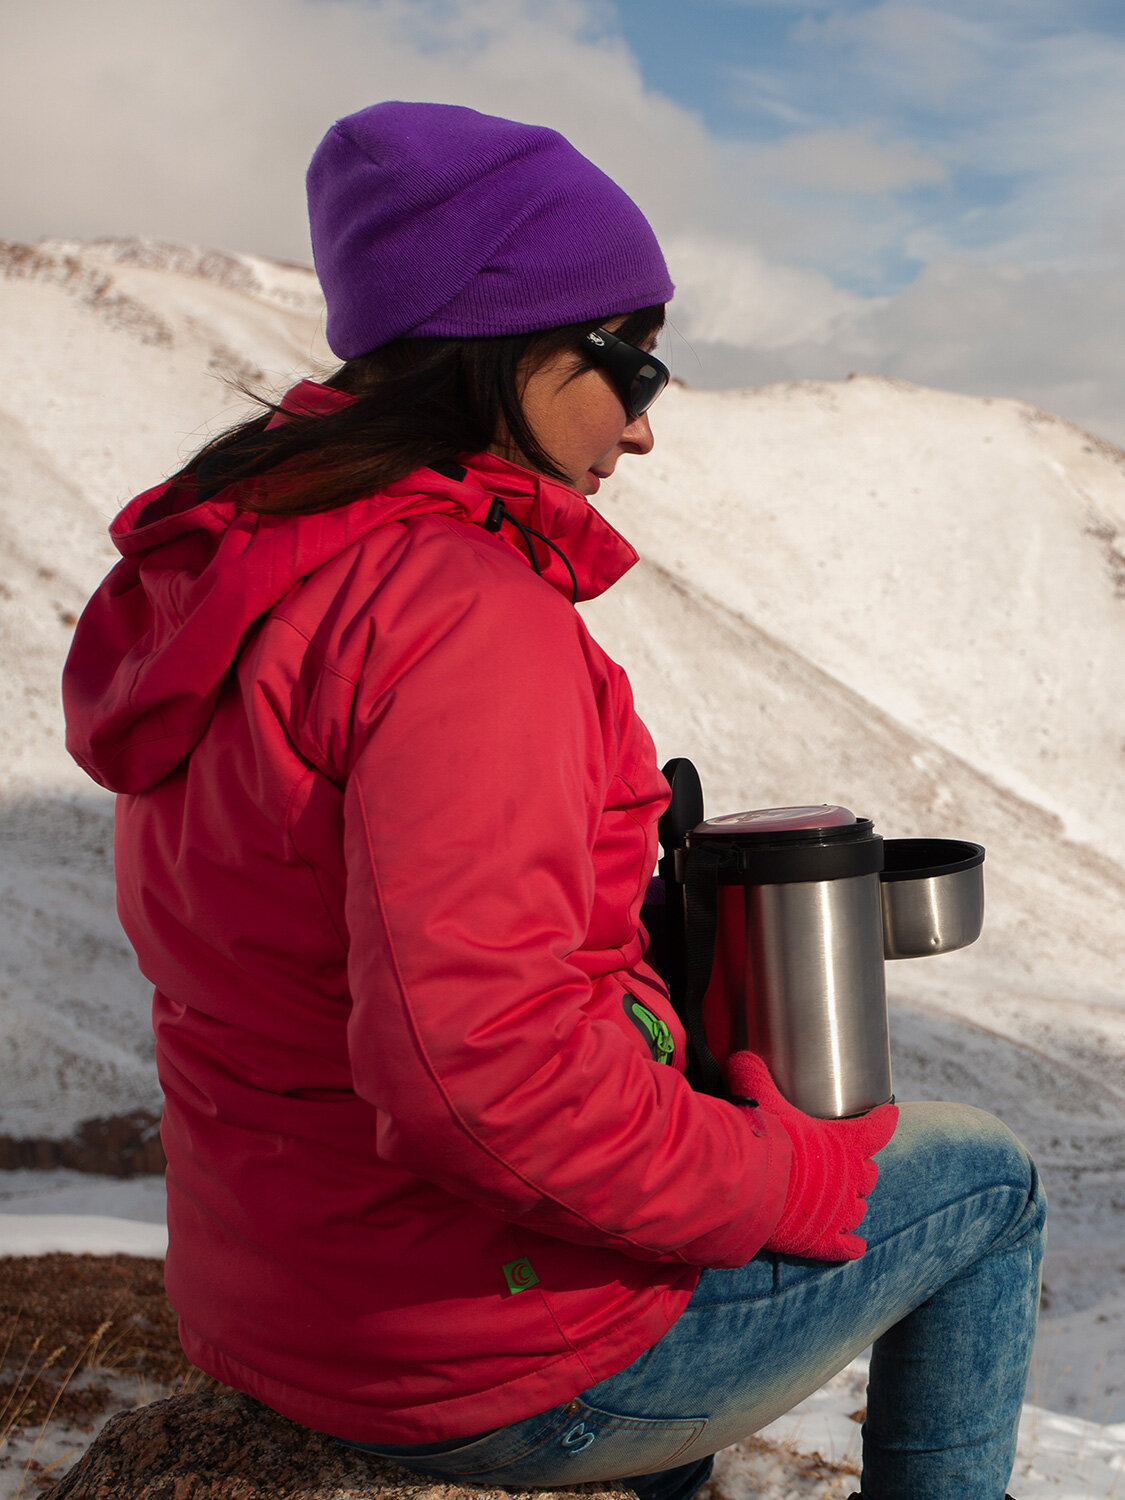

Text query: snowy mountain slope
(0, 237), (334, 1136)
(0, 413), (123, 790)
(580, 552), (1125, 1013)
(0, 790), (155, 1138)
(602, 376), (1125, 862)
(1, 235), (1123, 1424)
(0, 236), (330, 536)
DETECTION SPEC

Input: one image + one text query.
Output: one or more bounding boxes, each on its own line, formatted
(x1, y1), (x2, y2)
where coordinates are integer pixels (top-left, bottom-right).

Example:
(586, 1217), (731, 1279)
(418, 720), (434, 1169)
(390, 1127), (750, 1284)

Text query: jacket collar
(266, 381), (640, 602)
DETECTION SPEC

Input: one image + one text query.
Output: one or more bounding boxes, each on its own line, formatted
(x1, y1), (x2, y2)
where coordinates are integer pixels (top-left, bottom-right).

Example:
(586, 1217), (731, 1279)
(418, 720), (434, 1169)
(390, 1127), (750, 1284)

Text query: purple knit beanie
(306, 101), (674, 359)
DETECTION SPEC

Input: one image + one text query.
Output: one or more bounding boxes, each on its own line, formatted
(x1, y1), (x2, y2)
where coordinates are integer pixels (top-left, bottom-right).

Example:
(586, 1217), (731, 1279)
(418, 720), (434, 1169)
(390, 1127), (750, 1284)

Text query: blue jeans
(342, 1103), (1046, 1500)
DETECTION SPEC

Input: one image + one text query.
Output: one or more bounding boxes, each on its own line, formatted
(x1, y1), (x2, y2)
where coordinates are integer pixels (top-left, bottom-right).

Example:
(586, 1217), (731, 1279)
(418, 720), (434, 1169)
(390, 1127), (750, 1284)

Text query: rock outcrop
(51, 1389), (639, 1500)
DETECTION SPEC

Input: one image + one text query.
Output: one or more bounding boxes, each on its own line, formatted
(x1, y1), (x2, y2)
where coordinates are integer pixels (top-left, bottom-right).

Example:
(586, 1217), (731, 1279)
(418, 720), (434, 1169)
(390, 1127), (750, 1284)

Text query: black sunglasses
(582, 327), (670, 419)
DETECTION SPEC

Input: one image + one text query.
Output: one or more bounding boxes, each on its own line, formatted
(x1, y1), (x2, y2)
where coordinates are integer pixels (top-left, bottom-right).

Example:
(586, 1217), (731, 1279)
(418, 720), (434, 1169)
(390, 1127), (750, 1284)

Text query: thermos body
(671, 789), (985, 1119)
(748, 873), (891, 1119)
(688, 807), (893, 1118)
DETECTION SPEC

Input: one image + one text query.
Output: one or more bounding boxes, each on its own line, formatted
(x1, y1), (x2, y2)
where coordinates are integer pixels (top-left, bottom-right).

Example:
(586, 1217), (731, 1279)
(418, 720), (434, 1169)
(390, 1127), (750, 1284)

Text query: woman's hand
(726, 1052), (899, 1262)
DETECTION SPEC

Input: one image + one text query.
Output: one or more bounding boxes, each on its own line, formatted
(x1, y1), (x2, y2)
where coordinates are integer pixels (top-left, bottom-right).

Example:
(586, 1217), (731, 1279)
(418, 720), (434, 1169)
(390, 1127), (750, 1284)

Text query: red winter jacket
(62, 381), (790, 1443)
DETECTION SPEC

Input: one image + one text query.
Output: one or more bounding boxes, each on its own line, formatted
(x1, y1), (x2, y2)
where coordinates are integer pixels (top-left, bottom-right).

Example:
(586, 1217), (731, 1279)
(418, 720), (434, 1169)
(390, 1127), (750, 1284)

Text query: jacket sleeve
(335, 529), (791, 1269)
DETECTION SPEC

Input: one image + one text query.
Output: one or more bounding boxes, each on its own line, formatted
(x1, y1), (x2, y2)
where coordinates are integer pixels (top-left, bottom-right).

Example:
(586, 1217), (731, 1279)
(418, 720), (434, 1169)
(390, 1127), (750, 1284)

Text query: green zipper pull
(628, 999), (676, 1064)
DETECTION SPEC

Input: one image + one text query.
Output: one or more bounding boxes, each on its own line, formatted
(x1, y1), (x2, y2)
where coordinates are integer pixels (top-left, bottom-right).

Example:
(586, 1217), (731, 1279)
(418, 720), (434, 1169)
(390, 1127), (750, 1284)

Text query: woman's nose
(621, 412), (655, 456)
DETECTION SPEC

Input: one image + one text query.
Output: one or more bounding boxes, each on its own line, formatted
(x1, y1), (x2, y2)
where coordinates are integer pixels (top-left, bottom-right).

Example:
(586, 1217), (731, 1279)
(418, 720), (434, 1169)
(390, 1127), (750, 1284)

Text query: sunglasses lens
(584, 329), (669, 418)
(629, 361), (668, 417)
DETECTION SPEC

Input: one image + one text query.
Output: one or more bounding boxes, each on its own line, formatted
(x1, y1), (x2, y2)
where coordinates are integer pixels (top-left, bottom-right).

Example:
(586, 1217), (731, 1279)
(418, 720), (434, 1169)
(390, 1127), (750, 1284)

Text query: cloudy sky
(5, 0), (1124, 441)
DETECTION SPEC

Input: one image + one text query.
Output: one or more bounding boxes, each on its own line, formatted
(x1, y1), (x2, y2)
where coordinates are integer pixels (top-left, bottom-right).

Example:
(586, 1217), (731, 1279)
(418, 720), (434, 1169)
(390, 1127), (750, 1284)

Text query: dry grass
(0, 1254), (221, 1494)
(701, 1431), (860, 1500)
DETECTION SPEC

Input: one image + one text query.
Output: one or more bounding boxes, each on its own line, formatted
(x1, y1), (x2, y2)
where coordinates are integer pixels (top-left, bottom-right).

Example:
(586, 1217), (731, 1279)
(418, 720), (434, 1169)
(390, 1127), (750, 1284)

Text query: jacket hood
(63, 380), (639, 795)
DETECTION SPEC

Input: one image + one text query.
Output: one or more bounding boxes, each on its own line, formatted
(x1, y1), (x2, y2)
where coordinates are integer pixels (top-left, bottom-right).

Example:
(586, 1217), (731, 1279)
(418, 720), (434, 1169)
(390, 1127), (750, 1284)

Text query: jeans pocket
(540, 1398), (709, 1482)
(390, 1398), (709, 1487)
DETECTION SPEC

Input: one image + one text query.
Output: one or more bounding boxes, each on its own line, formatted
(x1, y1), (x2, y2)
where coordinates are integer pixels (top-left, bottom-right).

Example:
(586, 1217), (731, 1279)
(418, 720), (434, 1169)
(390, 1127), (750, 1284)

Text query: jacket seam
(284, 767), (350, 951)
(269, 611), (362, 689)
(507, 1225), (597, 1384)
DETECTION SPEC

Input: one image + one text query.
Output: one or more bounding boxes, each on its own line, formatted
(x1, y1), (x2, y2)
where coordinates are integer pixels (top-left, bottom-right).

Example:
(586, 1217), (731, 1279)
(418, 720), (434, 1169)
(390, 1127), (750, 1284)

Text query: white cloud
(728, 2), (1125, 271)
(738, 128), (946, 196)
(0, 0), (714, 262)
(678, 257), (1125, 447)
(791, 3), (996, 108)
(666, 234), (861, 351)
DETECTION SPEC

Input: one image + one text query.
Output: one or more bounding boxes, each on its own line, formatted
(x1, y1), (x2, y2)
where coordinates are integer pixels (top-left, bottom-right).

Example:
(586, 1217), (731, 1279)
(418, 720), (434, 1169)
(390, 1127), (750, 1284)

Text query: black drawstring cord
(485, 500), (542, 575)
(484, 498), (579, 605)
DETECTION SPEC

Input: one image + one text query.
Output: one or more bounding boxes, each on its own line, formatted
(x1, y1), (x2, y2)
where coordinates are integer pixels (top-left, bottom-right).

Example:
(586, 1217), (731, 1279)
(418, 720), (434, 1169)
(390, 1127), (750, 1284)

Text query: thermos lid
(683, 804), (882, 884)
(693, 805), (857, 837)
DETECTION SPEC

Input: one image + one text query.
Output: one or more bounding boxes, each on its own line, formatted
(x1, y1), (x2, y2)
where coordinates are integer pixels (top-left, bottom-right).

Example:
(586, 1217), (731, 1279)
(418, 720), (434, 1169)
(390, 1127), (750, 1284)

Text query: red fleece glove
(726, 1051), (898, 1262)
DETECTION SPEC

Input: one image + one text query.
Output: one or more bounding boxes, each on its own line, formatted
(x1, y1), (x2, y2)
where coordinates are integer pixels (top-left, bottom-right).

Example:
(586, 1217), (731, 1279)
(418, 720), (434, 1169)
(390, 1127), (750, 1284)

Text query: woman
(62, 102), (1044, 1500)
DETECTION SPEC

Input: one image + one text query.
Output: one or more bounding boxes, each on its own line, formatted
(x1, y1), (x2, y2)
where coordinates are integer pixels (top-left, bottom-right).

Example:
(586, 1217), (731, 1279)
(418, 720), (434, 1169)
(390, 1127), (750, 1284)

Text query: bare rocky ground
(48, 1389), (643, 1500)
(0, 1115), (164, 1178)
(0, 1252), (218, 1493)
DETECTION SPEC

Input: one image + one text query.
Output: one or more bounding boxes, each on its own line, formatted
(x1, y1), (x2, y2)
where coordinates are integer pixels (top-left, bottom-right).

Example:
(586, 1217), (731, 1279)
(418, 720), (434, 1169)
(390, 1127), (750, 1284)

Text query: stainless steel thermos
(659, 760), (985, 1118)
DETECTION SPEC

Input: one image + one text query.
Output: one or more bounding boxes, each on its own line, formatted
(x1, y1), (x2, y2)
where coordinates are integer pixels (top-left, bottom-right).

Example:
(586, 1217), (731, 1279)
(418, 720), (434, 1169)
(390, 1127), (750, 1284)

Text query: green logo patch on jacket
(624, 996), (675, 1064)
(502, 1257), (540, 1295)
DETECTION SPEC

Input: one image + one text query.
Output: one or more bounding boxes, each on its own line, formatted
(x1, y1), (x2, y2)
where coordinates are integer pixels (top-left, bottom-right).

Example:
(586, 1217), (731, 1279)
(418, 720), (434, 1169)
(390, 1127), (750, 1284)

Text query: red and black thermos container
(659, 760), (984, 1118)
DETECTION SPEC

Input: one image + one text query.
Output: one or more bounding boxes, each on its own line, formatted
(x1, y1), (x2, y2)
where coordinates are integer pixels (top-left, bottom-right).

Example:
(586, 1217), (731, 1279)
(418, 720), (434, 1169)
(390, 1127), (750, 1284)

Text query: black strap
(678, 843), (727, 1097)
(656, 758), (726, 1096)
(657, 758), (702, 1034)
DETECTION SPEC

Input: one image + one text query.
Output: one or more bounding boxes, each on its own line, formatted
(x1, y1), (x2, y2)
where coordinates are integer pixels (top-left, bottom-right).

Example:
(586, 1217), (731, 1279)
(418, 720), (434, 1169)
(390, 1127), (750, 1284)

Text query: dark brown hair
(180, 304), (666, 515)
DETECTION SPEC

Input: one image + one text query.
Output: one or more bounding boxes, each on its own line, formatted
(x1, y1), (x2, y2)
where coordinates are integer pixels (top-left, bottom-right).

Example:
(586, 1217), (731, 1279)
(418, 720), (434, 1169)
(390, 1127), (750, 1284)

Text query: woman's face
(507, 324), (657, 496)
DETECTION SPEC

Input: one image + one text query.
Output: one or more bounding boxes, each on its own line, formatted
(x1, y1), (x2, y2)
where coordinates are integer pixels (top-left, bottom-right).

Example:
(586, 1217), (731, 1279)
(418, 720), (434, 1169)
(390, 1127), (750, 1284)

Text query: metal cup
(880, 839), (985, 959)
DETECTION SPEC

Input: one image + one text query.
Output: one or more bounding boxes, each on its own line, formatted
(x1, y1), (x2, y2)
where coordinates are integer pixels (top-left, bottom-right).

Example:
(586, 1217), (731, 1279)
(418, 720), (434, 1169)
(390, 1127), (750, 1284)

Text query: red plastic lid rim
(693, 804), (857, 837)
